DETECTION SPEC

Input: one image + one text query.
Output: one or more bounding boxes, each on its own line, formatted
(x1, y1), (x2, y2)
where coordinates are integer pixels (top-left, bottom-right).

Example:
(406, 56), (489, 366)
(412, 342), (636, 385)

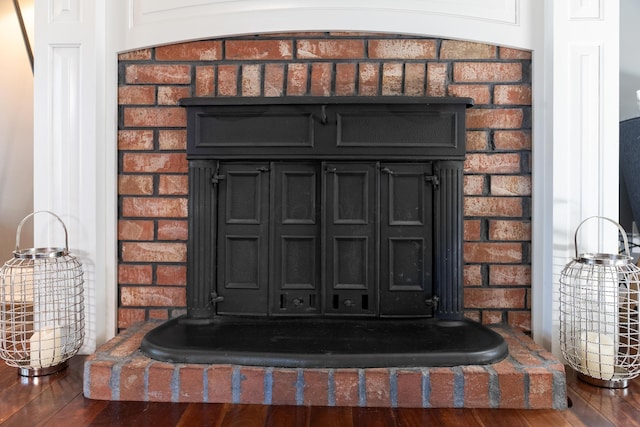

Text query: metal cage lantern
(560, 216), (640, 388)
(0, 211), (84, 377)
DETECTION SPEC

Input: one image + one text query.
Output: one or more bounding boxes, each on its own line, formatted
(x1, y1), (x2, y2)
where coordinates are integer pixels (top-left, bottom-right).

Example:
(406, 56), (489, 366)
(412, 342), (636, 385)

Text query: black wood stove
(141, 97), (507, 367)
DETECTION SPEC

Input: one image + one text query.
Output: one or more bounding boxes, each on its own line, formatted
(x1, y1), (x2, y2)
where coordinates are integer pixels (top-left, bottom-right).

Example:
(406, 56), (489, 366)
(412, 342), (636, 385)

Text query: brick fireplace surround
(83, 33), (566, 409)
(116, 33), (533, 331)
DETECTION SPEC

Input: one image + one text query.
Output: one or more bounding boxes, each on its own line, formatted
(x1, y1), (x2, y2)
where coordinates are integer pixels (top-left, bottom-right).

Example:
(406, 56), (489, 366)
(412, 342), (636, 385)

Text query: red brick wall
(117, 33), (532, 331)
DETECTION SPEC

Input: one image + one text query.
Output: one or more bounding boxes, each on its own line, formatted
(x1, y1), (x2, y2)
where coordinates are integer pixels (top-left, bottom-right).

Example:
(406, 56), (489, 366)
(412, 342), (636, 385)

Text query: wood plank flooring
(0, 356), (638, 426)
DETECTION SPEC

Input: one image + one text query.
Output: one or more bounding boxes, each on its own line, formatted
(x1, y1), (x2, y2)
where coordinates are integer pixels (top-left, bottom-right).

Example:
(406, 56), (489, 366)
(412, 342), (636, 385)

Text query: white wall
(621, 0), (640, 120)
(0, 0), (33, 255)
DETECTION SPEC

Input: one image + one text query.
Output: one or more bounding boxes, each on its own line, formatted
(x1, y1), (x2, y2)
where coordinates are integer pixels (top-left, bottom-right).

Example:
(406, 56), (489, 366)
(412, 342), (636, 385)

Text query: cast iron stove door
(272, 162), (321, 315)
(215, 162), (270, 315)
(323, 162), (377, 315)
(379, 163), (434, 316)
(215, 160), (435, 317)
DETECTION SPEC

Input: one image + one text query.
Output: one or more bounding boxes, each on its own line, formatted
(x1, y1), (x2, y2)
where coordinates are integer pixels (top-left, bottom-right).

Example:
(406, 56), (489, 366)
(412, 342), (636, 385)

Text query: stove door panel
(379, 163), (434, 316)
(323, 162), (378, 315)
(272, 163), (321, 315)
(216, 163), (270, 315)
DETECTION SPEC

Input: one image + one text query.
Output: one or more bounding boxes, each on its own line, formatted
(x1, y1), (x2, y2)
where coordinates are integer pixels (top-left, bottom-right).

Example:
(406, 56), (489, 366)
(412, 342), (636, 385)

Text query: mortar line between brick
(295, 369), (304, 406)
(358, 369), (366, 407)
(552, 370), (568, 410)
(421, 368), (431, 408)
(453, 366), (464, 408)
(83, 361), (92, 399)
(264, 367), (273, 405)
(171, 365), (180, 403)
(144, 362), (151, 402)
(111, 362), (123, 401)
(232, 366), (241, 404)
(523, 371), (530, 409)
(328, 369), (336, 406)
(486, 365), (500, 409)
(389, 368), (398, 408)
(202, 367), (209, 402)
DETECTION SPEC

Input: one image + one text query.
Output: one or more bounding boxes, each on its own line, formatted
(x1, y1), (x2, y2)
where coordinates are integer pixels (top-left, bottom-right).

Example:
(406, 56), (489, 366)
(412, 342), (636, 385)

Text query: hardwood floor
(0, 356), (638, 426)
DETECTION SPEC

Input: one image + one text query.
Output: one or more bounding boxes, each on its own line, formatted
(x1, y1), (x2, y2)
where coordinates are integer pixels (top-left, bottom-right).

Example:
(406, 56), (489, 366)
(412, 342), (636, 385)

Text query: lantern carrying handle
(574, 215), (630, 258)
(14, 210), (69, 253)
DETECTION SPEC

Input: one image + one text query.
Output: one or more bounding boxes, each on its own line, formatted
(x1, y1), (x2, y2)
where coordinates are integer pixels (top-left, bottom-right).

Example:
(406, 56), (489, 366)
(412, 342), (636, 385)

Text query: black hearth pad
(140, 316), (508, 368)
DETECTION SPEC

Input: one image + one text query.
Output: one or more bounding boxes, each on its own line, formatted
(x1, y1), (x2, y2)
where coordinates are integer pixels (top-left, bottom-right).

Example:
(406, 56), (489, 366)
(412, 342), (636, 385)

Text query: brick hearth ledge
(83, 321), (566, 409)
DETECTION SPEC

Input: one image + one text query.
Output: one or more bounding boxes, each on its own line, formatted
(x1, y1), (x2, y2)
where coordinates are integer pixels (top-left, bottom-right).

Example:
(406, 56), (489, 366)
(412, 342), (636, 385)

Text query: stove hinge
(424, 173), (439, 190)
(381, 166), (439, 189)
(209, 292), (225, 312)
(211, 173), (226, 186)
(211, 162), (226, 186)
(425, 295), (439, 312)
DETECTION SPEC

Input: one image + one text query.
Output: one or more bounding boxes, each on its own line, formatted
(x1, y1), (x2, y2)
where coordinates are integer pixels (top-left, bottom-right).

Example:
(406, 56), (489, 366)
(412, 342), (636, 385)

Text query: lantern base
(577, 372), (630, 389)
(18, 360), (69, 377)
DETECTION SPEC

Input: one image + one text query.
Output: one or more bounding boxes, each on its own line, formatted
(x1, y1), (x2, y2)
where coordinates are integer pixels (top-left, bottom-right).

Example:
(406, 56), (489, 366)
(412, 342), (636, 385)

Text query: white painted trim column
(33, 0), (619, 355)
(547, 0), (620, 356)
(34, 1), (115, 353)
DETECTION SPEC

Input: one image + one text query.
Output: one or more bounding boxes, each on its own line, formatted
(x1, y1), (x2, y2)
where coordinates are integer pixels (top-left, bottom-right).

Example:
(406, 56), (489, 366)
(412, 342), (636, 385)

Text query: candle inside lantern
(29, 327), (63, 368)
(580, 331), (615, 380)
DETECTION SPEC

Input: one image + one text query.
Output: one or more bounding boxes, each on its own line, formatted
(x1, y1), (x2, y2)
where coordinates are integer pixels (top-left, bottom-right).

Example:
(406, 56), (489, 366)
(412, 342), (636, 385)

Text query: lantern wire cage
(0, 211), (84, 377)
(560, 216), (640, 388)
